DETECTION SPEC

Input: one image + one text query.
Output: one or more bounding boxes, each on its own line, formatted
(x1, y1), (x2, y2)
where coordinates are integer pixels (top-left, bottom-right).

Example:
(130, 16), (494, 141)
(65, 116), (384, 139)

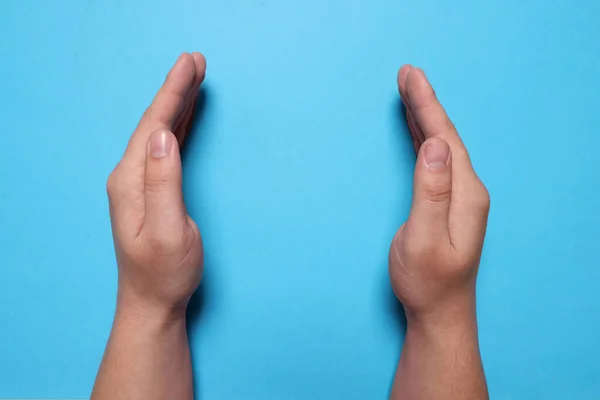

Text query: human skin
(91, 52), (206, 400)
(388, 65), (490, 400)
(90, 54), (489, 399)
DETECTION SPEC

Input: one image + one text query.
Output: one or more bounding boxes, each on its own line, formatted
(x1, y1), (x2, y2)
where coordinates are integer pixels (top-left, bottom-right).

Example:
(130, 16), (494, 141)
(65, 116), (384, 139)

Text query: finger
(174, 99), (194, 145)
(174, 97), (197, 146)
(408, 138), (453, 245)
(397, 64), (412, 104)
(404, 68), (474, 177)
(142, 129), (187, 235)
(411, 134), (420, 154)
(143, 53), (200, 129)
(403, 68), (490, 248)
(190, 52), (207, 89)
(399, 65), (425, 152)
(407, 109), (425, 149)
(122, 53), (199, 166)
(173, 52), (206, 144)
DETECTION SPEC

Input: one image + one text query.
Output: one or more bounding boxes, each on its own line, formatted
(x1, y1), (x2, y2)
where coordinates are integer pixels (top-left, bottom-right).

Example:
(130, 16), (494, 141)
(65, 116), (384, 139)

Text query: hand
(106, 53), (206, 317)
(389, 65), (490, 326)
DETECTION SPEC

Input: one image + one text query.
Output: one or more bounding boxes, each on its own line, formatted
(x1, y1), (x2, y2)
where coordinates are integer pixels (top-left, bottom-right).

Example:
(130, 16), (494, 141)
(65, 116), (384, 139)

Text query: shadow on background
(383, 97), (414, 396)
(180, 87), (215, 398)
(182, 87), (210, 322)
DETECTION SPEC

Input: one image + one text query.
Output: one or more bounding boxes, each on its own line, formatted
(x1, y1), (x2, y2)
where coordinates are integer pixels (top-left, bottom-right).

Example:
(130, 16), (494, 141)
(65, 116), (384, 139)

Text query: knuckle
(144, 176), (171, 194)
(420, 184), (452, 204)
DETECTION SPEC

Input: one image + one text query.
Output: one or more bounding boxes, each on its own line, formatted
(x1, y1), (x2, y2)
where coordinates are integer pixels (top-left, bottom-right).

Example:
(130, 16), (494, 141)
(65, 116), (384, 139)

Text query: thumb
(408, 137), (452, 243)
(143, 129), (187, 234)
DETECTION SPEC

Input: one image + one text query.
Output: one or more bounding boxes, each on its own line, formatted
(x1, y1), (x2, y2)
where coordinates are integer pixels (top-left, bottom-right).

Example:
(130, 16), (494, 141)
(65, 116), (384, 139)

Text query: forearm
(91, 299), (193, 400)
(391, 297), (488, 400)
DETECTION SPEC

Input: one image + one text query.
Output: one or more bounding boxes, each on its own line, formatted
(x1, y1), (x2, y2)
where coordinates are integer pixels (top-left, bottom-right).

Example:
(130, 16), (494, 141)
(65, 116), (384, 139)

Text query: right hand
(106, 53), (206, 318)
(388, 65), (490, 325)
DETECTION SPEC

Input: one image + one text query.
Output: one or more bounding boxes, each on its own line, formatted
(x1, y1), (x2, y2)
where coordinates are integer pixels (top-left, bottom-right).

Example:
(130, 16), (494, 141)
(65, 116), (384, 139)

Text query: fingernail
(424, 139), (450, 170)
(149, 130), (173, 159)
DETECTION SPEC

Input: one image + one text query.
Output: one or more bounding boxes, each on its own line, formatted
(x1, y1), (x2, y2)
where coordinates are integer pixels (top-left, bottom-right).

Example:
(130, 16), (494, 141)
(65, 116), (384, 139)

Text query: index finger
(122, 52), (205, 166)
(398, 66), (489, 246)
(399, 66), (474, 177)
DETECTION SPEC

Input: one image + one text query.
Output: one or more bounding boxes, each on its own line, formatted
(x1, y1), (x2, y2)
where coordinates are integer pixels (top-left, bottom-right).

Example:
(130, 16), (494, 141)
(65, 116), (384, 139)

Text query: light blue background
(1, 0), (599, 398)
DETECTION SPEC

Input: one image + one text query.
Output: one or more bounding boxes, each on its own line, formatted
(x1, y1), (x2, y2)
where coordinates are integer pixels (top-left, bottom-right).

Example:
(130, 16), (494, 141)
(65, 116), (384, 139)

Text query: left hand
(388, 66), (490, 326)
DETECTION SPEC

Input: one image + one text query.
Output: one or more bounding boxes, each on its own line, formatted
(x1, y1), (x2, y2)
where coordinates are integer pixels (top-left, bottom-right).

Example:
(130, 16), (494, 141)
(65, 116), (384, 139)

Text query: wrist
(115, 287), (188, 326)
(405, 291), (477, 336)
